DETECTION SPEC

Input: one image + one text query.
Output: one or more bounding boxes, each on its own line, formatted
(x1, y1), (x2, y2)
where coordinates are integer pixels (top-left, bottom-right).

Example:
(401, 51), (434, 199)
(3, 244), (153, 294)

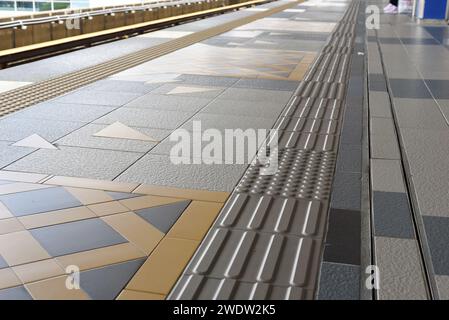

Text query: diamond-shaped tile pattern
(136, 200), (192, 233)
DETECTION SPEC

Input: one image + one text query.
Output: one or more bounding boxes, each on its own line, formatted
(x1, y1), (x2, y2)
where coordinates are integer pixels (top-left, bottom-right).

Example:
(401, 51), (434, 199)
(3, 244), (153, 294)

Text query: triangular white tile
(93, 122), (158, 142)
(167, 86), (218, 95)
(12, 134), (57, 150)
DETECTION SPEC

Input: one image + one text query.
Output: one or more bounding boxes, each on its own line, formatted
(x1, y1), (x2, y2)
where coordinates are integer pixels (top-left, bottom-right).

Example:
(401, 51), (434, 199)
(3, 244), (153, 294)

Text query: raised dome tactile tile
(183, 228), (321, 289)
(170, 275), (314, 300)
(215, 194), (328, 238)
(235, 149), (336, 200)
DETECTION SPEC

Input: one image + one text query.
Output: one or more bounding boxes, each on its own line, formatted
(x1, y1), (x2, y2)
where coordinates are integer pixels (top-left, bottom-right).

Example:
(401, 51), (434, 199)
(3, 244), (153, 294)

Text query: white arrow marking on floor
(93, 122), (158, 142)
(12, 134), (58, 150)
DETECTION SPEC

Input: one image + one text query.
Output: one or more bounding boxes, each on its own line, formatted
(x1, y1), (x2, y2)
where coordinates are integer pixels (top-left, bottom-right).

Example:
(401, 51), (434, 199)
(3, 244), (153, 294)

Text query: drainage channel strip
(168, 0), (360, 300)
(0, 0), (296, 118)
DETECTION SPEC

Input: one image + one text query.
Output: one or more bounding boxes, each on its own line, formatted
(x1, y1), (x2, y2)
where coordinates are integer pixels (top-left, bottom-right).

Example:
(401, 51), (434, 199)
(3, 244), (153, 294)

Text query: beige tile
(117, 289), (165, 300)
(64, 187), (113, 205)
(26, 275), (90, 300)
(56, 242), (145, 271)
(87, 201), (129, 217)
(12, 259), (65, 283)
(0, 170), (49, 183)
(0, 202), (14, 220)
(167, 201), (223, 241)
(126, 237), (199, 294)
(102, 212), (164, 255)
(119, 195), (183, 211)
(44, 176), (138, 193)
(133, 185), (229, 203)
(0, 182), (52, 195)
(18, 206), (96, 229)
(0, 217), (24, 235)
(0, 231), (50, 266)
(0, 268), (22, 289)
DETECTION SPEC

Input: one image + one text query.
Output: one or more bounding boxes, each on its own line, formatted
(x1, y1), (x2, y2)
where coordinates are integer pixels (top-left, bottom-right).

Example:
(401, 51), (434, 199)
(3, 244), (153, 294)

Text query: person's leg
(390, 0), (398, 6)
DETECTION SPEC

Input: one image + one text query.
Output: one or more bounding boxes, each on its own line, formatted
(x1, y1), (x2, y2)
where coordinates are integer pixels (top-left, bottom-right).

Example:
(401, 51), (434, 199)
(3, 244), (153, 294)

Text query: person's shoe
(385, 5), (398, 13)
(384, 3), (393, 11)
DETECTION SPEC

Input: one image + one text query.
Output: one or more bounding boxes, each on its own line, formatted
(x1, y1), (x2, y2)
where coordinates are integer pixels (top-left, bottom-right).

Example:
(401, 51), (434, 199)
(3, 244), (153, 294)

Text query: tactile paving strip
(169, 0), (360, 300)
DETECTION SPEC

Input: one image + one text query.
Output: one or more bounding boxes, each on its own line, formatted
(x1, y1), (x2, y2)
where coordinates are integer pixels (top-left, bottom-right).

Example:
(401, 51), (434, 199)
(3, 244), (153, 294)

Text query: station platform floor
(0, 0), (448, 300)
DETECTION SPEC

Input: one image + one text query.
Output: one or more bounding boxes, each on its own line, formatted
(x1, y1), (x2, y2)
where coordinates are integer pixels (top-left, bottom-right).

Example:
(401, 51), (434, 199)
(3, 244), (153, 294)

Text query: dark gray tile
(30, 218), (126, 256)
(0, 254), (8, 269)
(340, 123), (362, 145)
(176, 74), (239, 87)
(136, 200), (191, 233)
(426, 80), (449, 99)
(423, 26), (449, 44)
(0, 286), (32, 300)
(317, 262), (360, 300)
(423, 216), (449, 276)
(330, 172), (361, 210)
(234, 78), (298, 91)
(378, 38), (402, 44)
(389, 79), (432, 99)
(400, 37), (440, 45)
(369, 73), (387, 92)
(0, 187), (82, 217)
(323, 209), (361, 265)
(106, 191), (141, 201)
(372, 191), (415, 239)
(336, 144), (362, 173)
(80, 258), (145, 300)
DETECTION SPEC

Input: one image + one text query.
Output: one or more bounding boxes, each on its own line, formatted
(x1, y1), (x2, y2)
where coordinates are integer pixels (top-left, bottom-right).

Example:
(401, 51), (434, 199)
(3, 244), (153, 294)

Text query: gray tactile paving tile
(317, 262), (360, 300)
(323, 208), (361, 265)
(280, 98), (343, 120)
(55, 90), (142, 106)
(170, 275), (313, 300)
(185, 228), (321, 289)
(201, 99), (286, 119)
(0, 255), (7, 269)
(30, 218), (127, 257)
(0, 141), (35, 169)
(136, 200), (191, 233)
(215, 193), (328, 238)
(330, 171), (361, 211)
(389, 79), (432, 99)
(93, 107), (192, 130)
(116, 154), (248, 192)
(423, 216), (449, 276)
(372, 192), (414, 239)
(0, 117), (84, 142)
(274, 117), (339, 134)
(82, 80), (161, 94)
(13, 102), (116, 123)
(124, 94), (212, 113)
(0, 187), (82, 217)
(80, 258), (146, 300)
(0, 286), (32, 300)
(235, 149), (335, 200)
(6, 146), (143, 181)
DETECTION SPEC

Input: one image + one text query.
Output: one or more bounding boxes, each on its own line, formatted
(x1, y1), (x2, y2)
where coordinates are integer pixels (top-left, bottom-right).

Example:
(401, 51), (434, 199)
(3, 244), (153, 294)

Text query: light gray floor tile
(56, 124), (170, 153)
(219, 88), (293, 103)
(94, 107), (192, 129)
(435, 275), (449, 299)
(0, 141), (36, 169)
(150, 83), (226, 99)
(175, 74), (239, 87)
(369, 91), (392, 118)
(393, 98), (448, 129)
(116, 154), (248, 191)
(6, 146), (142, 180)
(81, 79), (161, 94)
(371, 159), (406, 193)
(55, 90), (142, 106)
(201, 99), (286, 118)
(13, 102), (116, 123)
(0, 117), (84, 142)
(180, 113), (276, 131)
(374, 236), (428, 300)
(370, 117), (396, 137)
(370, 133), (401, 160)
(124, 93), (211, 113)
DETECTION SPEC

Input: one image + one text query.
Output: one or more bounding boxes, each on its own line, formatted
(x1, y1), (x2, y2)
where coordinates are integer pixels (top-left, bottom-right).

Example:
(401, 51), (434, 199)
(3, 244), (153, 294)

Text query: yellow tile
(0, 217), (24, 235)
(119, 195), (183, 211)
(134, 185), (229, 203)
(0, 231), (50, 266)
(12, 259), (65, 283)
(0, 170), (49, 183)
(56, 242), (145, 271)
(117, 289), (165, 300)
(26, 275), (90, 300)
(0, 182), (52, 195)
(126, 237), (199, 294)
(64, 187), (113, 205)
(0, 202), (13, 219)
(87, 201), (129, 217)
(102, 212), (164, 255)
(44, 176), (138, 193)
(0, 268), (22, 290)
(166, 201), (223, 241)
(18, 206), (96, 229)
